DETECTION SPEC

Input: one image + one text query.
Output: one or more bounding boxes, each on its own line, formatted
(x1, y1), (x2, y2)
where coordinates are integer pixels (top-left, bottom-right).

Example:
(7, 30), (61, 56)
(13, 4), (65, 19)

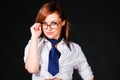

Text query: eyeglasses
(41, 21), (61, 29)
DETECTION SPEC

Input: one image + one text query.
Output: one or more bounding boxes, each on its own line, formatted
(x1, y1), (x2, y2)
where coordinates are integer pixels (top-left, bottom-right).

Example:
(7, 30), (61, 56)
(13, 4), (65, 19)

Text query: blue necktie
(47, 38), (62, 76)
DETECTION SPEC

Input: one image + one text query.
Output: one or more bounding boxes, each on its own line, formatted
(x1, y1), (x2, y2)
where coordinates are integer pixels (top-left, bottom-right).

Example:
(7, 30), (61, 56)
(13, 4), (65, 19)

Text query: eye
(51, 22), (58, 25)
(42, 22), (46, 24)
(41, 22), (47, 25)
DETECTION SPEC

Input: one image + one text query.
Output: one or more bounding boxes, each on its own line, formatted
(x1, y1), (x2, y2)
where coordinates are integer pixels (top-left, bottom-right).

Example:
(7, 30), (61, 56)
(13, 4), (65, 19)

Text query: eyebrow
(43, 18), (61, 22)
(43, 20), (59, 23)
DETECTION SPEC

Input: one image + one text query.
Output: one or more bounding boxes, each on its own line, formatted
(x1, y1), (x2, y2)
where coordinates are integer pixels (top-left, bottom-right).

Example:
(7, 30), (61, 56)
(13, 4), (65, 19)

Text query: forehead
(44, 12), (60, 22)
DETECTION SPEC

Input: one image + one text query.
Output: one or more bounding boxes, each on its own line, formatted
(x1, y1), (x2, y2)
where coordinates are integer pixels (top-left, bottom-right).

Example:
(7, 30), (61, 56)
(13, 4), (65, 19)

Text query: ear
(61, 20), (65, 26)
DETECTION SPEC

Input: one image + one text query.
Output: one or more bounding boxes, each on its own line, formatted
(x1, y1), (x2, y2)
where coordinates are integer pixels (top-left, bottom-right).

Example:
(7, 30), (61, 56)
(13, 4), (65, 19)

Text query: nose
(47, 25), (52, 31)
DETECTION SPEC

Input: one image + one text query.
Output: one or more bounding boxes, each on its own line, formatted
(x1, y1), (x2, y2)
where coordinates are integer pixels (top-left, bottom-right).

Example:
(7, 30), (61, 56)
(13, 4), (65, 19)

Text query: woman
(24, 1), (94, 80)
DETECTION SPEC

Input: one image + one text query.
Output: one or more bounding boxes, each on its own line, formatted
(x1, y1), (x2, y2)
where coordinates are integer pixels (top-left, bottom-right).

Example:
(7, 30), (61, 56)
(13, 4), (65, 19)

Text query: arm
(75, 44), (94, 80)
(25, 23), (42, 73)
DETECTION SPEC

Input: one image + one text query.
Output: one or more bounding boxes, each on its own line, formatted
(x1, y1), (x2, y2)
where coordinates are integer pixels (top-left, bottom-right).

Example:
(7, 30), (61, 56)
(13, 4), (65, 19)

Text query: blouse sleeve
(74, 44), (94, 80)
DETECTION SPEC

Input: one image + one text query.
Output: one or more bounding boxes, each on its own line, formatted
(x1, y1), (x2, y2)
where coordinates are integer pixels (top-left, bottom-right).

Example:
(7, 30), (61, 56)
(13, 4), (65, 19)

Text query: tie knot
(47, 38), (62, 45)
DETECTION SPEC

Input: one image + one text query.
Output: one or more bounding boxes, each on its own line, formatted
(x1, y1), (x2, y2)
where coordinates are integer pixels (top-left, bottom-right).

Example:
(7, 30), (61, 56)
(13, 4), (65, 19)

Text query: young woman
(24, 1), (94, 80)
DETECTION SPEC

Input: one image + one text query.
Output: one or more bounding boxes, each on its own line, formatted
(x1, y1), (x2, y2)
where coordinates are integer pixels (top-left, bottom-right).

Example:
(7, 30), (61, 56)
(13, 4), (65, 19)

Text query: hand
(30, 23), (42, 39)
(45, 78), (62, 80)
(53, 78), (62, 80)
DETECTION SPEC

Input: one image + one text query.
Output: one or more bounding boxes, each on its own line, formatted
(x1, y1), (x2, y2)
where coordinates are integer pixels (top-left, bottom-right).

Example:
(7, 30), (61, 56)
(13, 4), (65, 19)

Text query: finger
(53, 78), (61, 80)
(34, 23), (41, 31)
(37, 25), (41, 31)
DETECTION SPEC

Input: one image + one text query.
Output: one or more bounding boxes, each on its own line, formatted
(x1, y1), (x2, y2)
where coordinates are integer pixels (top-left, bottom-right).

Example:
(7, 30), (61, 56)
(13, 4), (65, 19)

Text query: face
(42, 12), (65, 40)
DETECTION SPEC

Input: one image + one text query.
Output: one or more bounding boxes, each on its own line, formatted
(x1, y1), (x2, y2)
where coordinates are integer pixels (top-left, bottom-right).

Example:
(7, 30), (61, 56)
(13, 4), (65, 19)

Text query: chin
(46, 35), (54, 39)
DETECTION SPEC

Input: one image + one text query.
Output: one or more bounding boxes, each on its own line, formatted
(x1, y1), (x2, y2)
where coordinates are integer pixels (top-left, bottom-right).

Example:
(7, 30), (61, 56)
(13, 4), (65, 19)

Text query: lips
(46, 32), (54, 35)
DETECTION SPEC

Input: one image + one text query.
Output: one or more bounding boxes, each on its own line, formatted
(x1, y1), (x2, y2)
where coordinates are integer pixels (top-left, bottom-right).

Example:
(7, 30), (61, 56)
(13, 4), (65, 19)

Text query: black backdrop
(1, 0), (120, 80)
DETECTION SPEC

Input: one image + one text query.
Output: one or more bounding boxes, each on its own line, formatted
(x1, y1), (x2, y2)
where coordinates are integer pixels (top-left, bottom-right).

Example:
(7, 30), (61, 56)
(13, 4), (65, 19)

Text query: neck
(46, 36), (62, 45)
(45, 36), (62, 40)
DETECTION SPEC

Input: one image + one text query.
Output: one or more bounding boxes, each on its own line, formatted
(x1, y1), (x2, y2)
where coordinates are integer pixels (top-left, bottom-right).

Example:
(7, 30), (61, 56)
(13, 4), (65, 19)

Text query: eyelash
(42, 21), (58, 24)
(52, 22), (57, 24)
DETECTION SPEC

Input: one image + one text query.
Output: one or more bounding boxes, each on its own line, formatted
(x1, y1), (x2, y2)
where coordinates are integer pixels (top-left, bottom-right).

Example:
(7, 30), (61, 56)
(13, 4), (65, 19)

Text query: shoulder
(69, 41), (82, 51)
(68, 41), (86, 60)
(69, 41), (81, 48)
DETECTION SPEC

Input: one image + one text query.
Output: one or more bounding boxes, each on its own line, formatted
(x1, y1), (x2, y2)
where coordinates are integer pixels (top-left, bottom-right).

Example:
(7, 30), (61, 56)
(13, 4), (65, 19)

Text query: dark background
(1, 0), (120, 80)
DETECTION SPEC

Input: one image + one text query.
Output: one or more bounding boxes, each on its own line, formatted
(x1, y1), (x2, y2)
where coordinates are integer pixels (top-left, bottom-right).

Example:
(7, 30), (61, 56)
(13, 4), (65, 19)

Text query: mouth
(46, 32), (54, 35)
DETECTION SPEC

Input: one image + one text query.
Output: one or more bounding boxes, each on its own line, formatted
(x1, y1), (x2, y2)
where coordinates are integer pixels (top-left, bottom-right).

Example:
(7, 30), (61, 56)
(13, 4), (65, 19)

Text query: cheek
(42, 29), (45, 32)
(56, 27), (63, 34)
(42, 29), (47, 36)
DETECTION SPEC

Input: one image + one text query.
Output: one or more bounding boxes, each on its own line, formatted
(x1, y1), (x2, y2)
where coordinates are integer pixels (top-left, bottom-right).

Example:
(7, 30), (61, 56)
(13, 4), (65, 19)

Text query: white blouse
(24, 37), (94, 80)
